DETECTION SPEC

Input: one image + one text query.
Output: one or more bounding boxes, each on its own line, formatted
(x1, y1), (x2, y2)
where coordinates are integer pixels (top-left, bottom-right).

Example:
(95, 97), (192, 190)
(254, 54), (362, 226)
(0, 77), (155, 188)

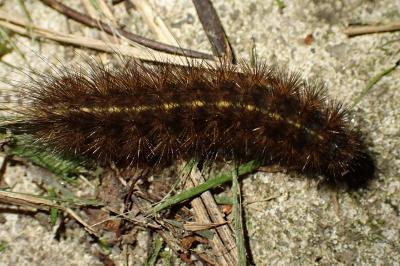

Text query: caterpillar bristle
(2, 59), (374, 185)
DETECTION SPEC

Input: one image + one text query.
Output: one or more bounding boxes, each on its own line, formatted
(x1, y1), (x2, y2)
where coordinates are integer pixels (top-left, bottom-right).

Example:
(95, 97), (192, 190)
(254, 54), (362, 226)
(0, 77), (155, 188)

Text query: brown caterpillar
(4, 60), (374, 186)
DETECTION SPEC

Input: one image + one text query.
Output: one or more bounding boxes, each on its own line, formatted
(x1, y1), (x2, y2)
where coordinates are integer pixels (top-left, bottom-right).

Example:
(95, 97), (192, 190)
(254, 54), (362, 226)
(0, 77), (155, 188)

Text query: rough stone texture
(0, 0), (399, 265)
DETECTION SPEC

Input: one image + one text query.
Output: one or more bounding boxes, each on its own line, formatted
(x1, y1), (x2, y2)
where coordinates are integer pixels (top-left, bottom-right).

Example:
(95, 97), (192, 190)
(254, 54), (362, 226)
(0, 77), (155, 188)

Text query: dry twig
(192, 0), (235, 61)
(0, 11), (212, 66)
(130, 0), (178, 46)
(186, 172), (233, 265)
(344, 21), (400, 37)
(189, 166), (238, 265)
(39, 0), (214, 59)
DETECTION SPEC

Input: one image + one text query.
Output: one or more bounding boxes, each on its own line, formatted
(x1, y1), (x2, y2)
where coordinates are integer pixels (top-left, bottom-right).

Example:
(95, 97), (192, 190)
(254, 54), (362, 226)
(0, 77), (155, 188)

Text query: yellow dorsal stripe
(56, 99), (323, 139)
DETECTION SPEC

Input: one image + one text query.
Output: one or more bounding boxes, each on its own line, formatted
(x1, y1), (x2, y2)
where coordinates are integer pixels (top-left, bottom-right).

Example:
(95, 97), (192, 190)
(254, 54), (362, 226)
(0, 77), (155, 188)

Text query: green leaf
(146, 237), (164, 266)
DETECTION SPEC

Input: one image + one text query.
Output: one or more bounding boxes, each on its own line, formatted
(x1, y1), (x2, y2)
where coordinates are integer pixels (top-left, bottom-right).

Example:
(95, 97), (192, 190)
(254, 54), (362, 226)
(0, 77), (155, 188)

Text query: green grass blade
(352, 60), (399, 108)
(232, 167), (247, 265)
(146, 237), (164, 266)
(147, 160), (259, 215)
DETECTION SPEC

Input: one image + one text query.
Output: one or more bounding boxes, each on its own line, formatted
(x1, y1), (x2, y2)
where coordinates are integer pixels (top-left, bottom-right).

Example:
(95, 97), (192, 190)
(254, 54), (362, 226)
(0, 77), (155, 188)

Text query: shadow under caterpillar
(3, 59), (375, 188)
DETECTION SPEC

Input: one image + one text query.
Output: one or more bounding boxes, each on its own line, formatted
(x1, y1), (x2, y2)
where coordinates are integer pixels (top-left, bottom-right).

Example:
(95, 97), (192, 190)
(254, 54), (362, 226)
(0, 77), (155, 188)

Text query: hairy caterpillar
(3, 59), (374, 186)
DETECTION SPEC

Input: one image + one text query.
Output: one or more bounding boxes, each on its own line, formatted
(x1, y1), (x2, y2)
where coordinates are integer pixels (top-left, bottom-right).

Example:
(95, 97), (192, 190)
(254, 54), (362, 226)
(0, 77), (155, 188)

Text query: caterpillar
(2, 59), (374, 186)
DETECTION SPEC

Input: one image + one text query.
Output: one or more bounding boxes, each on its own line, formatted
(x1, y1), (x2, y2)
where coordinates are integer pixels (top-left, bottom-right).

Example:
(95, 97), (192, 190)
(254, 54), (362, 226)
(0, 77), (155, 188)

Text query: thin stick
(0, 190), (99, 236)
(39, 0), (214, 59)
(84, 0), (117, 23)
(188, 165), (237, 265)
(189, 166), (238, 265)
(0, 13), (213, 66)
(65, 208), (98, 235)
(186, 182), (230, 265)
(130, 0), (178, 46)
(344, 21), (400, 37)
(192, 0), (234, 61)
(81, 0), (120, 44)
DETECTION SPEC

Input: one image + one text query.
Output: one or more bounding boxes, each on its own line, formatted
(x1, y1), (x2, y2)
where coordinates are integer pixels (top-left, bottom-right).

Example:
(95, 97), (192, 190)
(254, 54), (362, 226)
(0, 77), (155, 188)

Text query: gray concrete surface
(0, 0), (399, 265)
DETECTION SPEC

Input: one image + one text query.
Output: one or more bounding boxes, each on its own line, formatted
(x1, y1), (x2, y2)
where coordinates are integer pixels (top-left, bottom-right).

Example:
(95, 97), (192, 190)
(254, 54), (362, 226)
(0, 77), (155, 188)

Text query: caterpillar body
(4, 60), (374, 185)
